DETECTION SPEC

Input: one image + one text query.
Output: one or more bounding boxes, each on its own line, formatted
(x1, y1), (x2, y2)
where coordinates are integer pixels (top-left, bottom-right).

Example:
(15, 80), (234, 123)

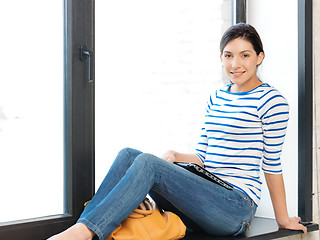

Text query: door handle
(80, 45), (94, 82)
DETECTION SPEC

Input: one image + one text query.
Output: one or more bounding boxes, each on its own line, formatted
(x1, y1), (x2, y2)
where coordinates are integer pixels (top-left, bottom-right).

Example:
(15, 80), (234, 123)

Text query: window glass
(95, 0), (232, 186)
(248, 0), (298, 218)
(0, 0), (64, 222)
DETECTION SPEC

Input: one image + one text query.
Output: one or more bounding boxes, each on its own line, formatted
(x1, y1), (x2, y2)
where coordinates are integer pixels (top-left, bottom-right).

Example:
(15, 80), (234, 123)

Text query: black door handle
(80, 45), (94, 82)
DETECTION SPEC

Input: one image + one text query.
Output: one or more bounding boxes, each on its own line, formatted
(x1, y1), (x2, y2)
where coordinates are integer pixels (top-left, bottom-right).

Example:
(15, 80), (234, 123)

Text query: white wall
(247, 0), (299, 218)
(312, 0), (320, 237)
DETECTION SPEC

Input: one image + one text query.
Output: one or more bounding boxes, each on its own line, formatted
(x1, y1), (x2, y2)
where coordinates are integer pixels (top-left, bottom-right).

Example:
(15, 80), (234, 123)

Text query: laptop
(174, 162), (233, 190)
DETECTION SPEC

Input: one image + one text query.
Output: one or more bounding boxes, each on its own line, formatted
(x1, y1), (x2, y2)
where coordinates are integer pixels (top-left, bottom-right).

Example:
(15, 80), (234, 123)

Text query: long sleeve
(258, 89), (289, 174)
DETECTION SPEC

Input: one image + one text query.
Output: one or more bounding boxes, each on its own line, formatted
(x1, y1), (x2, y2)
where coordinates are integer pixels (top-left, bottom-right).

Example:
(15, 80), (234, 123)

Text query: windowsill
(182, 217), (319, 239)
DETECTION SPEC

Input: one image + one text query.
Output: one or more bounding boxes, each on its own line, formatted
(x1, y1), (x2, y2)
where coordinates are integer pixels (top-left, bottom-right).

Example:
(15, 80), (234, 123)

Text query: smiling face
(220, 37), (264, 93)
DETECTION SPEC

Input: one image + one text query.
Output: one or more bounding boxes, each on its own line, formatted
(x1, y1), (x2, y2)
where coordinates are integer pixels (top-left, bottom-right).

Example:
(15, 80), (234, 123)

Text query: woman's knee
(112, 148), (143, 169)
(118, 147), (142, 159)
(133, 152), (161, 169)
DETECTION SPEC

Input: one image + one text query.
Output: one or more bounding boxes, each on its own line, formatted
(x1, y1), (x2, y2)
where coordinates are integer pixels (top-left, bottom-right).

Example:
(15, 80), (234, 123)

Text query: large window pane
(0, 1), (64, 222)
(95, 1), (232, 186)
(248, 0), (299, 219)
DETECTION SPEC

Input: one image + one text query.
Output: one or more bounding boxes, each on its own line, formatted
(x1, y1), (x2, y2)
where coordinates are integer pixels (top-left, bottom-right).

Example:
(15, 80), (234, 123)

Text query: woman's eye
(224, 54), (232, 58)
(242, 54), (249, 58)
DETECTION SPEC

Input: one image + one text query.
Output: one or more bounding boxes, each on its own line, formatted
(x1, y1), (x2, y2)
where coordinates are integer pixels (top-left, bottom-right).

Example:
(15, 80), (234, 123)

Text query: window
(95, 0), (314, 224)
(0, 0), (64, 223)
(0, 1), (314, 239)
(95, 0), (233, 188)
(0, 1), (95, 239)
(247, 0), (300, 219)
(246, 0), (313, 222)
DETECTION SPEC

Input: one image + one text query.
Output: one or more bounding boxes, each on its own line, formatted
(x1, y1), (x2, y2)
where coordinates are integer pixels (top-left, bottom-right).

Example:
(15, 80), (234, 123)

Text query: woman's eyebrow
(223, 50), (252, 54)
(240, 50), (252, 53)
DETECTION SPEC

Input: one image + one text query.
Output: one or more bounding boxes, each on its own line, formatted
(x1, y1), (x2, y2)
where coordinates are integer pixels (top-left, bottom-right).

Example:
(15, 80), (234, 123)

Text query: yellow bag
(105, 198), (186, 240)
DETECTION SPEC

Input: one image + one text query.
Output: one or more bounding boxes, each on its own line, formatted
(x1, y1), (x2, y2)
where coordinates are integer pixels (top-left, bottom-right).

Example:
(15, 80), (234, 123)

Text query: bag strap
(128, 198), (154, 219)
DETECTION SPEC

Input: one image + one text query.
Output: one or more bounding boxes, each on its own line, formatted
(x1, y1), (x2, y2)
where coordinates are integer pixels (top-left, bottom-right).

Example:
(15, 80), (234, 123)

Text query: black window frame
(233, 0), (314, 222)
(0, 0), (95, 239)
(297, 0), (313, 222)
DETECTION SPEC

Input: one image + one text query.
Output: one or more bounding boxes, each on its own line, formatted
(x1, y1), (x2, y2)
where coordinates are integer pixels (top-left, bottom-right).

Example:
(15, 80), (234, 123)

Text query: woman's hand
(162, 150), (176, 162)
(162, 151), (204, 166)
(264, 173), (307, 234)
(278, 217), (307, 233)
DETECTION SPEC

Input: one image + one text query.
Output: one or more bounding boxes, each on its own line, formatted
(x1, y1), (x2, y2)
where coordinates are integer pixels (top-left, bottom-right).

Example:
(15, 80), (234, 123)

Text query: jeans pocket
(233, 221), (249, 236)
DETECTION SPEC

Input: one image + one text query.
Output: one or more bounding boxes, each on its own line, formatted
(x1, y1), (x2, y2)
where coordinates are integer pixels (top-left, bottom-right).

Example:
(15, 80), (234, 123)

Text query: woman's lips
(231, 71), (245, 77)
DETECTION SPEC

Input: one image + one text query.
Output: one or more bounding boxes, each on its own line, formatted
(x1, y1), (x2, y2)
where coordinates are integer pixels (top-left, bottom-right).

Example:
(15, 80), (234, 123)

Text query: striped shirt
(195, 83), (289, 205)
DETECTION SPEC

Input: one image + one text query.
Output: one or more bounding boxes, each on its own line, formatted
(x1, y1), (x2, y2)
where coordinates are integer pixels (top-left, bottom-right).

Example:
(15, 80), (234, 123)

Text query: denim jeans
(78, 148), (257, 240)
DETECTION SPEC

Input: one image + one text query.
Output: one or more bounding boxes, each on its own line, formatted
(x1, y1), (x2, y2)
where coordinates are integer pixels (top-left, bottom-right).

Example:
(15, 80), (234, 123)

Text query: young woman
(48, 23), (307, 240)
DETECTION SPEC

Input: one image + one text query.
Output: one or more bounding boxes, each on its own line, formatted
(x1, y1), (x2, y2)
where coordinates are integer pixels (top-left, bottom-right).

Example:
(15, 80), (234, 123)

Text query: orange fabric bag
(105, 198), (186, 240)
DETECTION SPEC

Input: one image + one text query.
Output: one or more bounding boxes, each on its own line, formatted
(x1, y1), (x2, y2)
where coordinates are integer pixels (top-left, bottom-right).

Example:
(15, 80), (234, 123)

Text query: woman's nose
(232, 57), (241, 68)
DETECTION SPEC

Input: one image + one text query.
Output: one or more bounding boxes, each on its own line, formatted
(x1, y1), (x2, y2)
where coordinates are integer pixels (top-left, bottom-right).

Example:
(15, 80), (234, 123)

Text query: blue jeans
(78, 148), (257, 240)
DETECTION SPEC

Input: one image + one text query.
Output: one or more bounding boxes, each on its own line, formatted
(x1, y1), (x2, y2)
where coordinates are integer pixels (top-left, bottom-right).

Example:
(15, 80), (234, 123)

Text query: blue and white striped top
(195, 83), (289, 205)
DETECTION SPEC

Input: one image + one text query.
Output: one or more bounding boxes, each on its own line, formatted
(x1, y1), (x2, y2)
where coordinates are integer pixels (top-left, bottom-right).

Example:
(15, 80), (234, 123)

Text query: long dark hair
(220, 23), (264, 56)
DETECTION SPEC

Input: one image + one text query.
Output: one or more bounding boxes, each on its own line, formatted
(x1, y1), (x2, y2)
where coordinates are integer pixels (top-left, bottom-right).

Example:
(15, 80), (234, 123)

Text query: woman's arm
(264, 172), (307, 233)
(162, 150), (204, 167)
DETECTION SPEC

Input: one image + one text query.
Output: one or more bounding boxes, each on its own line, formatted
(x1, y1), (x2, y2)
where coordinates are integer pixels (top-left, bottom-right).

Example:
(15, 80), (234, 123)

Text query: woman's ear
(257, 52), (264, 66)
(220, 54), (224, 68)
